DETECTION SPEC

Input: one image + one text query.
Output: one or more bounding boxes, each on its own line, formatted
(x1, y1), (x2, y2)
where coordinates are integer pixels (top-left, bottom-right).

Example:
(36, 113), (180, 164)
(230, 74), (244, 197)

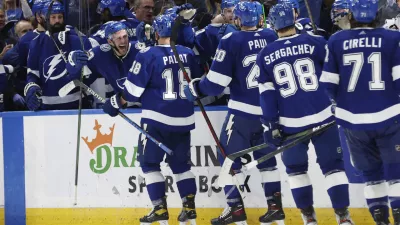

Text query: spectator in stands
(0, 9), (5, 29)
(132, 0), (155, 24)
(3, 0), (32, 21)
(14, 20), (33, 38)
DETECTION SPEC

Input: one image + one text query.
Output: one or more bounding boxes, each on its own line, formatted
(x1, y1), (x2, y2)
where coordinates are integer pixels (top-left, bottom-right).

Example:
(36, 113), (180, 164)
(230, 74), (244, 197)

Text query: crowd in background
(0, 0), (399, 112)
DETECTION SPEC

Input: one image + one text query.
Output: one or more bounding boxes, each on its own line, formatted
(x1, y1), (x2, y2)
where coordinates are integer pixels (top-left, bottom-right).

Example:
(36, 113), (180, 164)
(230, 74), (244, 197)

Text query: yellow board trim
(23, 208), (381, 225)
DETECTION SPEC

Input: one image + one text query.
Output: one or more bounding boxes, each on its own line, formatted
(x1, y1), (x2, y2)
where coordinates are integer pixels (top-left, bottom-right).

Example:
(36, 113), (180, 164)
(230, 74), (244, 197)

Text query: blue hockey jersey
(27, 30), (92, 110)
(122, 45), (201, 131)
(89, 19), (140, 47)
(320, 28), (400, 130)
(194, 23), (239, 63)
(198, 28), (278, 119)
(86, 41), (144, 96)
(295, 18), (329, 39)
(257, 33), (332, 134)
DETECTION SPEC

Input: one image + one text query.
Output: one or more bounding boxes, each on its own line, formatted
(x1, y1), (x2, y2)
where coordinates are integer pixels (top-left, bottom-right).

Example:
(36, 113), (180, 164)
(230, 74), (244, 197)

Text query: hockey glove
(184, 78), (203, 102)
(13, 93), (26, 109)
(68, 50), (88, 70)
(24, 82), (42, 111)
(261, 118), (283, 148)
(136, 22), (155, 46)
(103, 93), (124, 117)
(177, 3), (195, 22)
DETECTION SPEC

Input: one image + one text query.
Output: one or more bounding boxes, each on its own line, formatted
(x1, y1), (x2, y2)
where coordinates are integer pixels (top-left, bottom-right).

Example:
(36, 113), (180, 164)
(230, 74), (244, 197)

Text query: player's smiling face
(109, 29), (129, 56)
(223, 7), (235, 24)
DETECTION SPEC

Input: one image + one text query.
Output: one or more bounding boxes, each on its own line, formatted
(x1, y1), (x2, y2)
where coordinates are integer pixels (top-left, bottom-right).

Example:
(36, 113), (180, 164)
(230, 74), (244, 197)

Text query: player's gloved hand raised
(103, 93), (124, 117)
(68, 50), (88, 69)
(176, 3), (195, 22)
(261, 118), (283, 148)
(184, 78), (202, 102)
(136, 22), (155, 46)
(24, 82), (42, 111)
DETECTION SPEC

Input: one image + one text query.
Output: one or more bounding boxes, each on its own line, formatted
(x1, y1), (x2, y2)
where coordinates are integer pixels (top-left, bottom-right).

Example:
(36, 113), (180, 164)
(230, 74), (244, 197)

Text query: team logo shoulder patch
(135, 42), (146, 50)
(140, 46), (150, 53)
(222, 32), (232, 40)
(100, 44), (111, 52)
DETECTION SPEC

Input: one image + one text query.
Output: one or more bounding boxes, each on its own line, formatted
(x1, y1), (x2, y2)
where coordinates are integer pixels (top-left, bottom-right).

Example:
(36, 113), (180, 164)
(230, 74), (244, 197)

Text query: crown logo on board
(82, 119), (115, 153)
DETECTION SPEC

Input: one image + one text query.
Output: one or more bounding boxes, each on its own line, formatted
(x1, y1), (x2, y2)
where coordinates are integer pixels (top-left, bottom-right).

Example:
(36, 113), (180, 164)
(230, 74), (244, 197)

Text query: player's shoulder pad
(139, 46), (151, 53)
(328, 29), (347, 41)
(176, 44), (195, 55)
(195, 28), (206, 37)
(19, 31), (38, 43)
(221, 32), (233, 40)
(100, 44), (112, 52)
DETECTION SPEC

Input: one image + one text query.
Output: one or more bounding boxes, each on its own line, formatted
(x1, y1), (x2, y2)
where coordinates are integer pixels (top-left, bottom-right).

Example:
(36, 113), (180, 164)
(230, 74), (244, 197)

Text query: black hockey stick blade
(243, 120), (336, 171)
(218, 124), (325, 186)
(226, 126), (314, 161)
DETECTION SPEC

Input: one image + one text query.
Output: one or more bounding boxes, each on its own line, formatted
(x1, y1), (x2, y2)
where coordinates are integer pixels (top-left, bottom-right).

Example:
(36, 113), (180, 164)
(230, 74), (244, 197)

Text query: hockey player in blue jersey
(184, 2), (285, 225)
(83, 22), (144, 107)
(193, 0), (239, 64)
(257, 3), (353, 225)
(278, 0), (329, 38)
(330, 0), (351, 31)
(89, 0), (140, 47)
(102, 14), (201, 225)
(320, 0), (400, 224)
(24, 0), (92, 111)
(136, 3), (196, 49)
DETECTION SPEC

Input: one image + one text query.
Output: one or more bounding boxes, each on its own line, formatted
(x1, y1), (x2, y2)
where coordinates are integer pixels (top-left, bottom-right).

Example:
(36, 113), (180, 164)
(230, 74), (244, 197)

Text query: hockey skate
(140, 197), (169, 225)
(300, 206), (318, 225)
(372, 208), (391, 225)
(259, 192), (285, 225)
(334, 208), (354, 225)
(211, 203), (248, 225)
(178, 194), (197, 225)
(393, 208), (399, 225)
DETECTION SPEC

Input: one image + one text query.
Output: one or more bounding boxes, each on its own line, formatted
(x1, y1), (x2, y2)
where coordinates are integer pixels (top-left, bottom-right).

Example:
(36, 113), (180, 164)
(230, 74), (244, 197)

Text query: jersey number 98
(273, 58), (318, 98)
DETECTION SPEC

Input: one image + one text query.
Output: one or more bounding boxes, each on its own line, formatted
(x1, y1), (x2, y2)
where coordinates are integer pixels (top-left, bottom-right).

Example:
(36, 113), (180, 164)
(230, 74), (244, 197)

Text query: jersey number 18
(162, 68), (191, 100)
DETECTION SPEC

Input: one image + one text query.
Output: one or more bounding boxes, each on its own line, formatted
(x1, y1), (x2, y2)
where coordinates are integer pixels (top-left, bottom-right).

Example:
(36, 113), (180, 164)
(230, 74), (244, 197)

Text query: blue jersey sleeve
(26, 37), (41, 84)
(320, 38), (339, 100)
(122, 48), (152, 102)
(177, 23), (195, 49)
(391, 39), (400, 93)
(2, 45), (20, 67)
(198, 34), (234, 96)
(256, 49), (279, 122)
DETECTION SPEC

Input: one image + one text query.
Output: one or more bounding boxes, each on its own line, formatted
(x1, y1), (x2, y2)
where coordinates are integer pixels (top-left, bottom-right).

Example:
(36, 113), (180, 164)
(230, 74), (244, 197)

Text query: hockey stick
(303, 0), (318, 34)
(59, 80), (174, 156)
(218, 124), (322, 184)
(72, 26), (89, 206)
(219, 121), (336, 181)
(170, 15), (246, 197)
(245, 120), (335, 170)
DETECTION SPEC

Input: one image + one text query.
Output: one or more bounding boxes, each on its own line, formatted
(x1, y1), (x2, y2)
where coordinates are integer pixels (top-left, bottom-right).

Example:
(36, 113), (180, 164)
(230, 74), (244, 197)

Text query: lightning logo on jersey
(141, 124), (148, 153)
(225, 114), (235, 145)
(43, 53), (68, 82)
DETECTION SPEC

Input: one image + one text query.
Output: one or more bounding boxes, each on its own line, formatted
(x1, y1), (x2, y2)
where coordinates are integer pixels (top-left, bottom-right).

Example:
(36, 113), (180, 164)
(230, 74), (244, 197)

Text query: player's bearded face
(223, 7), (234, 24)
(49, 13), (65, 33)
(109, 30), (129, 56)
